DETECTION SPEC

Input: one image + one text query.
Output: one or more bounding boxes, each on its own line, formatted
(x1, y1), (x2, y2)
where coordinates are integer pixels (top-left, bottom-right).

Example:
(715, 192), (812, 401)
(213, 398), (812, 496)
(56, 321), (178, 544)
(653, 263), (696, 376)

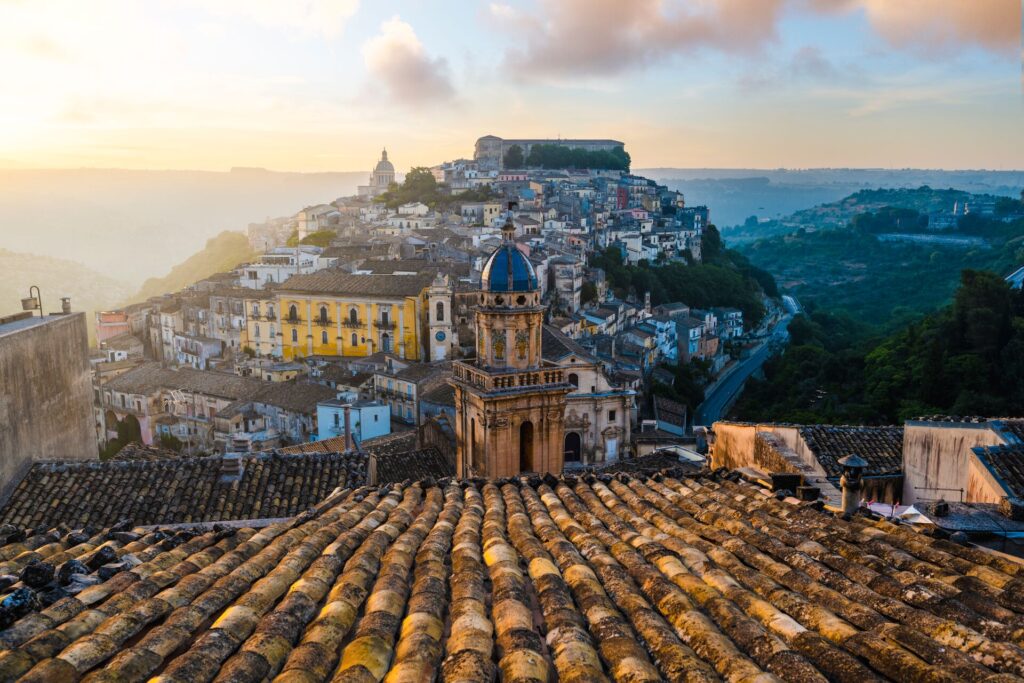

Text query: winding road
(694, 312), (793, 427)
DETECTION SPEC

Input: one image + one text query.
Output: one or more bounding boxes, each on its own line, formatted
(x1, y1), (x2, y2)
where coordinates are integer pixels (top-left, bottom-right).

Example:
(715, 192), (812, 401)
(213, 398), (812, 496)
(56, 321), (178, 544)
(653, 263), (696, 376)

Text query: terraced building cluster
(0, 470), (1022, 682)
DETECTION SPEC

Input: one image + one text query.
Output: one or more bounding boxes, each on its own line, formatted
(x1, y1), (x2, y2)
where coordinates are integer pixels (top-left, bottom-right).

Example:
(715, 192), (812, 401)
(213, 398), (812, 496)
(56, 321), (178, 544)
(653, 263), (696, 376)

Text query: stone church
(357, 148), (396, 198)
(451, 217), (634, 478)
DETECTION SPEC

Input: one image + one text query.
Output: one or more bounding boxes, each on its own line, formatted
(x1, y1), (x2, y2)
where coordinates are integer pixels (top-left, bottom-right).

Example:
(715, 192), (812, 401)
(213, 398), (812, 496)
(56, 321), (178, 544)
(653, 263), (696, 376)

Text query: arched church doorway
(564, 432), (582, 463)
(519, 421), (534, 472)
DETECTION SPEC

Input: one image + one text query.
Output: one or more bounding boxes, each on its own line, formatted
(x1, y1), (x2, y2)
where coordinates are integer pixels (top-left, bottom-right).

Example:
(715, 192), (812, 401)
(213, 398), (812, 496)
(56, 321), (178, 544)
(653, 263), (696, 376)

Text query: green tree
(299, 230), (336, 247)
(580, 280), (598, 306)
(503, 144), (524, 168)
(374, 166), (443, 209)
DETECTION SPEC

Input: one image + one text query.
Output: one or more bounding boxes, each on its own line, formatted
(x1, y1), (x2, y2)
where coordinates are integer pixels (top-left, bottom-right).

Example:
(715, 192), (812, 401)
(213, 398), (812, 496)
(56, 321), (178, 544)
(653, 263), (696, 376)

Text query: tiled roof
(104, 365), (335, 414)
(999, 420), (1024, 444)
(420, 382), (455, 407)
(374, 447), (453, 484)
(109, 442), (184, 462)
(0, 471), (1021, 682)
(654, 395), (687, 428)
(276, 272), (433, 297)
(0, 452), (366, 529)
(541, 324), (593, 362)
(799, 425), (904, 478)
(256, 383), (336, 414)
(974, 444), (1024, 499)
(104, 363), (265, 400)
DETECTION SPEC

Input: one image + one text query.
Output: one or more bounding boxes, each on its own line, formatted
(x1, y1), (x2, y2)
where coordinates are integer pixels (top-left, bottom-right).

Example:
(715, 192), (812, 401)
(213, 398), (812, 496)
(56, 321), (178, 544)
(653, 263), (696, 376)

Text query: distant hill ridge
(129, 231), (256, 304)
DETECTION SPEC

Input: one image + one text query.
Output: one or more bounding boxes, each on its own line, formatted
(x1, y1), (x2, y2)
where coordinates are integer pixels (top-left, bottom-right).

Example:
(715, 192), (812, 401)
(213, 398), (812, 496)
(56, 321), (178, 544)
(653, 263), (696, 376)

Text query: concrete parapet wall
(0, 313), (97, 504)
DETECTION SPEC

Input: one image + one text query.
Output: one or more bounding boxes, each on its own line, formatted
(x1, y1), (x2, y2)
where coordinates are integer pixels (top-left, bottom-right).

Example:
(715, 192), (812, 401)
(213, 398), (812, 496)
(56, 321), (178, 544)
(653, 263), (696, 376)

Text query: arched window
(321, 330), (328, 345)
(568, 373), (579, 388)
(349, 307), (358, 324)
(436, 301), (444, 322)
(519, 421), (534, 472)
(319, 306), (328, 323)
(288, 304), (298, 322)
(291, 329), (298, 342)
(351, 332), (358, 347)
(564, 432), (582, 462)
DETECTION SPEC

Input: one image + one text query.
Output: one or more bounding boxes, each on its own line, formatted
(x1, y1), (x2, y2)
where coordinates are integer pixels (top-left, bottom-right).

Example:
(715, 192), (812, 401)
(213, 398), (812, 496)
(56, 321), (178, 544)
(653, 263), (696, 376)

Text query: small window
(254, 324), (260, 339)
(351, 332), (358, 347)
(608, 410), (616, 422)
(321, 331), (328, 344)
(436, 301), (444, 322)
(291, 329), (298, 342)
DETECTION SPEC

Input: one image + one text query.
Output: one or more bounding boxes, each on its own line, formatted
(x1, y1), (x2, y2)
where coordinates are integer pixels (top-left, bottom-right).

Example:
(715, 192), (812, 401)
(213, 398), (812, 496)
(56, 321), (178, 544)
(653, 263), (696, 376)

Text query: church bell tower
(450, 209), (572, 478)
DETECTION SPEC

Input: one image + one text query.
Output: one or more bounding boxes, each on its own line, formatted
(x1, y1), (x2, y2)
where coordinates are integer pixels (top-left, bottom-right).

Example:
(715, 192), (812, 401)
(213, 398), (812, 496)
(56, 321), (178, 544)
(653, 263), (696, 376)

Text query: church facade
(358, 148), (396, 198)
(451, 217), (635, 478)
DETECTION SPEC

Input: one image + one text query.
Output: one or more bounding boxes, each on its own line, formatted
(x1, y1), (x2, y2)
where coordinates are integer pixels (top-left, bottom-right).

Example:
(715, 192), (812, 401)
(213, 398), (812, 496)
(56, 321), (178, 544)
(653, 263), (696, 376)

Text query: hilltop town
(76, 136), (769, 468)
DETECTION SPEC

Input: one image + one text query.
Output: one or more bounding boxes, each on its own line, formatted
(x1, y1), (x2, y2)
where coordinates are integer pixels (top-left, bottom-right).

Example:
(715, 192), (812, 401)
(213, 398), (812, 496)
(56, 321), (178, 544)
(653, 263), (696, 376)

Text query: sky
(0, 0), (1021, 172)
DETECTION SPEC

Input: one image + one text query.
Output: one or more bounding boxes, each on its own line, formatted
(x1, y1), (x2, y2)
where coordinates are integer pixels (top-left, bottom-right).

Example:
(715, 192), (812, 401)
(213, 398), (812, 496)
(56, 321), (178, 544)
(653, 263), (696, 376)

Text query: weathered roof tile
(0, 471), (1021, 682)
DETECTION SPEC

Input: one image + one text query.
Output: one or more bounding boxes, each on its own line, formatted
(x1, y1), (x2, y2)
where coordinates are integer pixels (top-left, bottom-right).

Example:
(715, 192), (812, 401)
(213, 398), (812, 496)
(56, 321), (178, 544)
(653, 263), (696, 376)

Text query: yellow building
(275, 272), (446, 361)
(242, 292), (279, 358)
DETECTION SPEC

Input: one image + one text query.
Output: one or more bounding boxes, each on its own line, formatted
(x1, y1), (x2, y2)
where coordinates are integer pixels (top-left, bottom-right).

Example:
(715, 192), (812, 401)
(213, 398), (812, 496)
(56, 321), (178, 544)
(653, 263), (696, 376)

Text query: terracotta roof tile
(975, 444), (1024, 500)
(0, 472), (1021, 681)
(276, 272), (433, 297)
(0, 452), (366, 529)
(799, 425), (904, 478)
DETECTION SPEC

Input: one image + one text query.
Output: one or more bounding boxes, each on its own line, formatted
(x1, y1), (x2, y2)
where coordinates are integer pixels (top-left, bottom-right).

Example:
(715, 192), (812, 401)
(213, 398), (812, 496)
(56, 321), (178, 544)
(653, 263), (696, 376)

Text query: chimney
(219, 453), (244, 483)
(837, 454), (867, 517)
(61, 297), (72, 314)
(343, 404), (353, 452)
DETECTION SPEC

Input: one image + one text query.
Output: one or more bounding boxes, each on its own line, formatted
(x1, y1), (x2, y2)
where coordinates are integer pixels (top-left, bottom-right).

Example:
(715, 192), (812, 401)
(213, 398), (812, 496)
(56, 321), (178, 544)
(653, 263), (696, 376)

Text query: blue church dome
(481, 243), (538, 292)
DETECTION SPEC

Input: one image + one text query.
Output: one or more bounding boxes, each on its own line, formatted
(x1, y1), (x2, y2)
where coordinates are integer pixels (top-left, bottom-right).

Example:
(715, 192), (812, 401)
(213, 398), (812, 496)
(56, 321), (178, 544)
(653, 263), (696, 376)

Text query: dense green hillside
(590, 227), (777, 326)
(725, 186), (1018, 242)
(732, 271), (1024, 424)
(739, 193), (1024, 330)
(131, 231), (255, 303)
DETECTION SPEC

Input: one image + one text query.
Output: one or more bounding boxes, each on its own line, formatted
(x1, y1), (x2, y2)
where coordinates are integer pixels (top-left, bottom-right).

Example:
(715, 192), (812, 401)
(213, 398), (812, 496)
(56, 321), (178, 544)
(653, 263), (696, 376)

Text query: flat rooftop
(0, 313), (73, 339)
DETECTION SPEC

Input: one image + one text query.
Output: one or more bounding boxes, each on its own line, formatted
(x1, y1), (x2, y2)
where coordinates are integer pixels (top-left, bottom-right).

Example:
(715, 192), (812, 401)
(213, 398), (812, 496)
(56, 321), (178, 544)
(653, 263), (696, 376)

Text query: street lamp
(21, 286), (42, 317)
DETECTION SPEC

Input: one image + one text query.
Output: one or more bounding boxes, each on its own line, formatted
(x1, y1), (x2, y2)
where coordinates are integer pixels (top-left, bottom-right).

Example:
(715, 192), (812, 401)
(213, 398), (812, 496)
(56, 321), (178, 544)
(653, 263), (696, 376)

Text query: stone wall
(966, 450), (1013, 505)
(902, 421), (1004, 504)
(711, 422), (841, 504)
(0, 313), (96, 504)
(711, 422), (825, 475)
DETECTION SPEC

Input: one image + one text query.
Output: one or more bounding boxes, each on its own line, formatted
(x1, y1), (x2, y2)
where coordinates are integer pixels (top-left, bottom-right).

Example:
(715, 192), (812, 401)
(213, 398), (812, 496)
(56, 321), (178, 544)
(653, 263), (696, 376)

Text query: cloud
(362, 16), (455, 105)
(492, 0), (785, 80)
(738, 45), (859, 91)
(789, 46), (841, 80)
(806, 0), (1018, 56)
